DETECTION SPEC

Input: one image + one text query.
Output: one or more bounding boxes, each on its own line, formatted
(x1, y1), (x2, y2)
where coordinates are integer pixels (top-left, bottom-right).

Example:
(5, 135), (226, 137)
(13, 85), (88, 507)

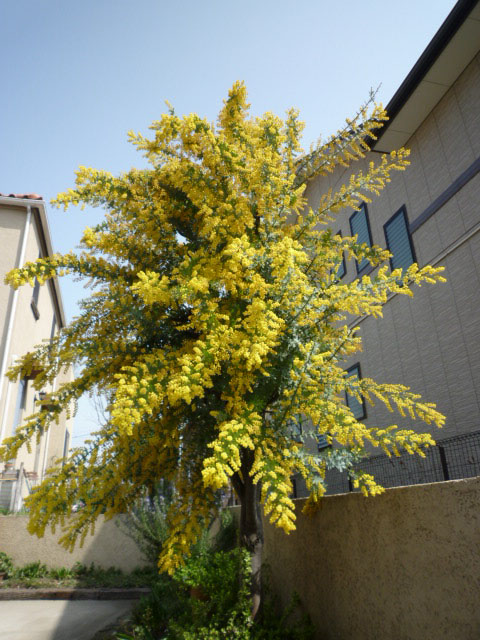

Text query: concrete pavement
(0, 599), (136, 640)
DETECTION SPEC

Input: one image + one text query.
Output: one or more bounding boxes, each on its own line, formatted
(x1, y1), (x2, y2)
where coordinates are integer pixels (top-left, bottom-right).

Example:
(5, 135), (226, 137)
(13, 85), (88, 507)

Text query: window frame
(317, 434), (331, 451)
(12, 378), (28, 433)
(31, 279), (40, 320)
(344, 362), (367, 421)
(383, 205), (416, 272)
(31, 252), (42, 320)
(349, 203), (373, 275)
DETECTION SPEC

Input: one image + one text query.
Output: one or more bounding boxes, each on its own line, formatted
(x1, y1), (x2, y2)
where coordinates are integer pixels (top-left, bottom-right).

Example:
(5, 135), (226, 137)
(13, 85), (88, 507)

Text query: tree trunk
(232, 449), (264, 620)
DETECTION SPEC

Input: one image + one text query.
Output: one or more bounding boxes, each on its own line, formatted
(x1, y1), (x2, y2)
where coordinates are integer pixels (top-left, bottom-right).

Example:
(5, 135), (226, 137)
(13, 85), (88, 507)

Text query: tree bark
(232, 449), (264, 620)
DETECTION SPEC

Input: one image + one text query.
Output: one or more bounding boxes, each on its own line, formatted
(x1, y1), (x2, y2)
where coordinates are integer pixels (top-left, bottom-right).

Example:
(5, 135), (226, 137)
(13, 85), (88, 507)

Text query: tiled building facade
(299, 0), (480, 493)
(0, 195), (73, 510)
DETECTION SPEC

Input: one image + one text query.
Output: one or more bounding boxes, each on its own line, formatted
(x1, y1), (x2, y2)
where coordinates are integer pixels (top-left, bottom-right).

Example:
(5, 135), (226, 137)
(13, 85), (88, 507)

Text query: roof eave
(372, 0), (480, 152)
(0, 196), (67, 328)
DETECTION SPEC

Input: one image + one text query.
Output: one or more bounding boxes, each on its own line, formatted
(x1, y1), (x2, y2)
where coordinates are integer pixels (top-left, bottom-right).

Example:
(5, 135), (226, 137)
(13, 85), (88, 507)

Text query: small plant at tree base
(0, 552), (13, 578)
(0, 558), (155, 589)
(118, 480), (174, 566)
(47, 566), (73, 580)
(14, 561), (50, 579)
(212, 509), (238, 553)
(117, 547), (313, 640)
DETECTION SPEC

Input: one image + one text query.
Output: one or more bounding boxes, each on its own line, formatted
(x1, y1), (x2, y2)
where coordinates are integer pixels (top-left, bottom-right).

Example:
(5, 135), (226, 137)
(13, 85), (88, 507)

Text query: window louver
(349, 204), (372, 273)
(345, 364), (366, 420)
(384, 207), (415, 271)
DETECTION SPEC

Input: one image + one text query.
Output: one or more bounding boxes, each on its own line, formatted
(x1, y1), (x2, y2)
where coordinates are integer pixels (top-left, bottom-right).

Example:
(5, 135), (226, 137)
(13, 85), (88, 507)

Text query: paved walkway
(0, 599), (136, 640)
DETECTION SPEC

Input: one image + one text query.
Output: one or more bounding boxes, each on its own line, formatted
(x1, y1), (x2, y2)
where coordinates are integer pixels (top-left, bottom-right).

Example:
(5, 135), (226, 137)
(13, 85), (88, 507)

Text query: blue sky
(1, 0), (456, 446)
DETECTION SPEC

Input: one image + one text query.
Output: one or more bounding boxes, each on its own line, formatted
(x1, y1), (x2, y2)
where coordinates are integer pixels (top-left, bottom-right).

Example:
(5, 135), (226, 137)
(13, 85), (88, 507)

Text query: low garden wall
(1, 478), (478, 638)
(0, 514), (146, 572)
(255, 476), (480, 640)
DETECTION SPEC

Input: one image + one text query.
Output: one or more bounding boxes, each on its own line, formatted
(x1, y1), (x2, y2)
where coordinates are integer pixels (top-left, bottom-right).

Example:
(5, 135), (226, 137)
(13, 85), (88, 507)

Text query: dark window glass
(317, 434), (330, 450)
(384, 207), (415, 272)
(345, 364), (366, 420)
(12, 378), (28, 433)
(31, 252), (41, 319)
(291, 477), (297, 498)
(287, 419), (303, 443)
(32, 278), (40, 306)
(50, 315), (57, 339)
(62, 430), (71, 463)
(333, 230), (346, 279)
(349, 204), (372, 273)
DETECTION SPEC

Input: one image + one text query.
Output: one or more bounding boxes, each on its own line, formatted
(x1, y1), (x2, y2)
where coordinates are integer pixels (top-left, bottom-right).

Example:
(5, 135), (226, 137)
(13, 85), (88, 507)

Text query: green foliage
(253, 566), (315, 640)
(119, 481), (174, 566)
(0, 557), (155, 589)
(212, 509), (238, 553)
(48, 566), (72, 580)
(14, 561), (50, 578)
(0, 552), (14, 577)
(121, 496), (237, 573)
(116, 546), (314, 640)
(121, 575), (185, 640)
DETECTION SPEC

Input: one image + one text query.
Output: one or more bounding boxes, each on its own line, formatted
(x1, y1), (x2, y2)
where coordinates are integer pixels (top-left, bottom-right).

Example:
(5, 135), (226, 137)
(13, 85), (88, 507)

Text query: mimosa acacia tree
(2, 83), (445, 615)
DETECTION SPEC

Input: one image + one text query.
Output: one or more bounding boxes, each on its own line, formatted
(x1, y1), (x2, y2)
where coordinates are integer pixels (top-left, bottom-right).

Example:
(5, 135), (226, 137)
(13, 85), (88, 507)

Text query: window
(345, 363), (366, 420)
(333, 230), (346, 280)
(49, 315), (57, 351)
(31, 279), (40, 319)
(317, 434), (330, 451)
(62, 430), (71, 464)
(31, 252), (42, 320)
(50, 315), (57, 340)
(287, 418), (303, 444)
(291, 477), (297, 499)
(349, 204), (372, 273)
(12, 378), (28, 433)
(384, 206), (415, 272)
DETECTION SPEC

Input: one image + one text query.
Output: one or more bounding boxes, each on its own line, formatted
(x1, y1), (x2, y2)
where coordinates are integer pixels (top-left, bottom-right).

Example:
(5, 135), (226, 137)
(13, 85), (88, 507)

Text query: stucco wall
(0, 480), (478, 637)
(254, 477), (480, 640)
(0, 515), (147, 572)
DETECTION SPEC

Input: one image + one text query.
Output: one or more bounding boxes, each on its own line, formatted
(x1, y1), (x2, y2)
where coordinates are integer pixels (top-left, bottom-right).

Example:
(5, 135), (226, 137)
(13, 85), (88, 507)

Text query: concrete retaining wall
(1, 478), (479, 638)
(259, 477), (480, 640)
(0, 515), (147, 572)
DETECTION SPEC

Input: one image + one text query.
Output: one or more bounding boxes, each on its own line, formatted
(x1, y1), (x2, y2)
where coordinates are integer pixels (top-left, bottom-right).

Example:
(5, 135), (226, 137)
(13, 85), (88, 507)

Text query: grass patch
(0, 555), (156, 589)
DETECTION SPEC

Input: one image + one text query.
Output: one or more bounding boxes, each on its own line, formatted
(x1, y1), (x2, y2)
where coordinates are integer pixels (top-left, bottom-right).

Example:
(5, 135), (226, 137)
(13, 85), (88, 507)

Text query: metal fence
(293, 430), (480, 498)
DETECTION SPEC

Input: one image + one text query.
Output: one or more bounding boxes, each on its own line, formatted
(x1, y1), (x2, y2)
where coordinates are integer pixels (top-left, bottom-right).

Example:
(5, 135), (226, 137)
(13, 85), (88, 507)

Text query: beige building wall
(0, 209), (25, 345)
(0, 198), (74, 508)
(304, 51), (480, 440)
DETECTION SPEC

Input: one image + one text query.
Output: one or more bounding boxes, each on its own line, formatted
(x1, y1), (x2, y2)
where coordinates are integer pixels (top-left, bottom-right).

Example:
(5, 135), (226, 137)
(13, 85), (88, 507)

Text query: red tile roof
(0, 192), (43, 200)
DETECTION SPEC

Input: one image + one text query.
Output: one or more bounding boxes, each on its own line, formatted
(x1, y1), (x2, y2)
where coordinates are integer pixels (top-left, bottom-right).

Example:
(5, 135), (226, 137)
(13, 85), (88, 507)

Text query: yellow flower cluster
(1, 82), (448, 572)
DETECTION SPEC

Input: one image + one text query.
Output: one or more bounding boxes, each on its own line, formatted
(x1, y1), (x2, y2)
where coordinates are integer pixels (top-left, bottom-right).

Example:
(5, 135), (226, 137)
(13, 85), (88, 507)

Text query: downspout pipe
(0, 205), (31, 443)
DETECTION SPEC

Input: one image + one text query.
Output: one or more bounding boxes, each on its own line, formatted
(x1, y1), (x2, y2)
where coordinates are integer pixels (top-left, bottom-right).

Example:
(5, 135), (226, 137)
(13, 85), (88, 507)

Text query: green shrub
(72, 562), (89, 576)
(117, 545), (314, 640)
(48, 567), (73, 580)
(0, 552), (14, 577)
(14, 561), (49, 579)
(212, 509), (238, 553)
(118, 481), (174, 566)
